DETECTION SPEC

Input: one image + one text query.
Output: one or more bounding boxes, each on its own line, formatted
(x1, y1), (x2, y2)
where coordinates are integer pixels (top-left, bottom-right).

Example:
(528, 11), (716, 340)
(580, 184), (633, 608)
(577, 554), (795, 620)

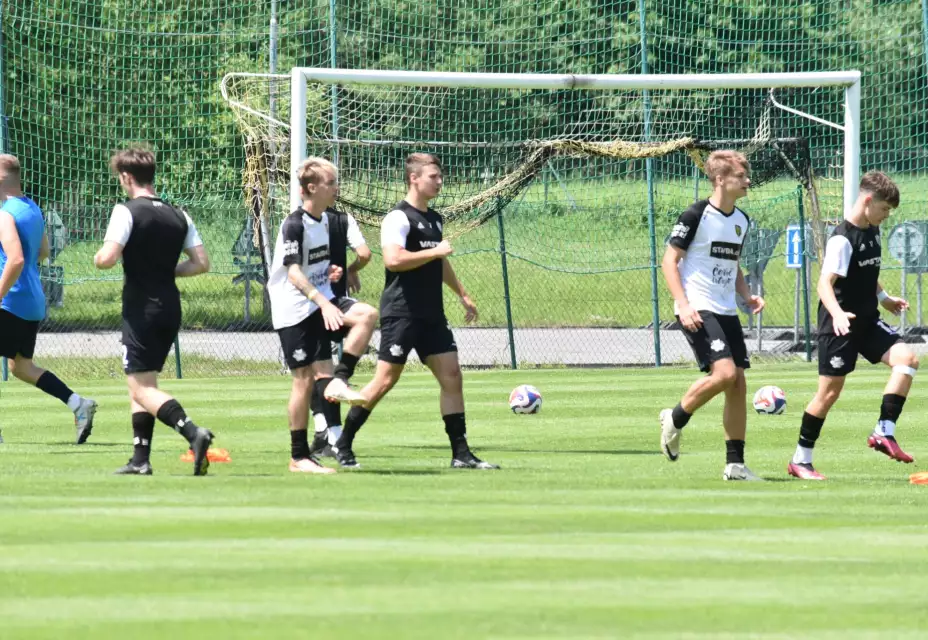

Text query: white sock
(312, 413), (328, 433)
(66, 394), (82, 412)
(327, 425), (342, 444)
(792, 445), (814, 465)
(875, 420), (896, 437)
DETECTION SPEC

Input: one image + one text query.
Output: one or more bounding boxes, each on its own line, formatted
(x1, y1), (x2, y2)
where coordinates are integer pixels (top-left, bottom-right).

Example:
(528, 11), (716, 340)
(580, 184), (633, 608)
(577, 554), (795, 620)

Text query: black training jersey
(326, 208), (366, 299)
(667, 199), (750, 316)
(105, 197), (199, 313)
(820, 220), (882, 318)
(379, 200), (445, 320)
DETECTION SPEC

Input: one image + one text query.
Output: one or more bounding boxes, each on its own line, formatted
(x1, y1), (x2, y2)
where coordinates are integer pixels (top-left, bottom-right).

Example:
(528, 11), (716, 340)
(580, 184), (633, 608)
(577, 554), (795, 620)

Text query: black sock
(155, 399), (199, 442)
(671, 403), (692, 429)
(290, 429), (310, 460)
(35, 371), (74, 405)
(879, 393), (907, 425)
(311, 377), (329, 426)
(131, 412), (155, 464)
(333, 352), (360, 381)
(725, 439), (745, 464)
(443, 413), (468, 455)
(336, 406), (371, 450)
(798, 411), (826, 449)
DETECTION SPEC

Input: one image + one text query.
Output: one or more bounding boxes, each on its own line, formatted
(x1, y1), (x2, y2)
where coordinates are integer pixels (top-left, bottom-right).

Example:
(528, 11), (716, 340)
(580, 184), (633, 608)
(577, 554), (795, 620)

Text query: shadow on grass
(395, 444), (659, 456)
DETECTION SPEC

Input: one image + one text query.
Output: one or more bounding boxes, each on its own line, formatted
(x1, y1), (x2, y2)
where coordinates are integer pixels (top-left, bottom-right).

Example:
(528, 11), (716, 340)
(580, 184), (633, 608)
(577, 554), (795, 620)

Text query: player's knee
(439, 368), (464, 393)
(893, 349), (919, 371)
(361, 304), (378, 326)
(711, 363), (737, 389)
(820, 387), (842, 408)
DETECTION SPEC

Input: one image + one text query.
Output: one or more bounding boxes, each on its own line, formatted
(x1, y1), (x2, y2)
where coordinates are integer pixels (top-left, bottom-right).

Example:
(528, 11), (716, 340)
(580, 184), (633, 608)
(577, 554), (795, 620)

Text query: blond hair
(297, 156), (338, 195)
(859, 171), (900, 208)
(404, 153), (442, 185)
(704, 150), (750, 183)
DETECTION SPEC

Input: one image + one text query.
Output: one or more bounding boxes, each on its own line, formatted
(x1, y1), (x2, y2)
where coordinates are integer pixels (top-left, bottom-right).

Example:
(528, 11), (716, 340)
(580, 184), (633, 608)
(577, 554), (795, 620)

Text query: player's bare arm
(876, 282), (908, 316)
(442, 257), (477, 323)
(661, 243), (702, 330)
(818, 271), (855, 335)
(38, 233), (50, 263)
(346, 244), (372, 294)
(94, 240), (123, 270)
(735, 268), (764, 314)
(175, 244), (210, 278)
(287, 262), (344, 331)
(0, 211), (24, 298)
(382, 240), (453, 272)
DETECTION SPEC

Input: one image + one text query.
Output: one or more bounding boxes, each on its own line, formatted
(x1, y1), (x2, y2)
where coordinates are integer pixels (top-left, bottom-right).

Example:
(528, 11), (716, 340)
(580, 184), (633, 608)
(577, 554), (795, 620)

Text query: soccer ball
(509, 384), (542, 414)
(753, 385), (786, 415)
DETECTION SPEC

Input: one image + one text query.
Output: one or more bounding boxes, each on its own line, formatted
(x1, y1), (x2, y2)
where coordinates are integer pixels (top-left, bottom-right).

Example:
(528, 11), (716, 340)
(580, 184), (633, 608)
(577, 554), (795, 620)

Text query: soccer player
(308, 207), (372, 457)
(787, 171), (915, 481)
(268, 157), (377, 474)
(332, 152), (498, 470)
(0, 154), (97, 443)
(658, 150), (765, 481)
(94, 148), (214, 476)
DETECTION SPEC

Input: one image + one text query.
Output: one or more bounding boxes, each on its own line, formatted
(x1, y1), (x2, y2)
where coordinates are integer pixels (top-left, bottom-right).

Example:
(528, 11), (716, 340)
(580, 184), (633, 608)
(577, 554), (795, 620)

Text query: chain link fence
(3, 1), (928, 378)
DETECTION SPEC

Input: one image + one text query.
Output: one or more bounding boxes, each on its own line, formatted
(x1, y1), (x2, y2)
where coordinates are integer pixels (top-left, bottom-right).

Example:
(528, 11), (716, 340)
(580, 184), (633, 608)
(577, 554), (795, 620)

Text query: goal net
(222, 69), (859, 364)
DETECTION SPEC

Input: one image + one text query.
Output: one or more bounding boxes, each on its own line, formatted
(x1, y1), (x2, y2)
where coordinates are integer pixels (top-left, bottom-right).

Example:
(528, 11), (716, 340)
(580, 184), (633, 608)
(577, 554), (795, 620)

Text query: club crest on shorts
(292, 348), (307, 362)
(389, 344), (404, 357)
(710, 339), (725, 352)
(830, 356), (844, 369)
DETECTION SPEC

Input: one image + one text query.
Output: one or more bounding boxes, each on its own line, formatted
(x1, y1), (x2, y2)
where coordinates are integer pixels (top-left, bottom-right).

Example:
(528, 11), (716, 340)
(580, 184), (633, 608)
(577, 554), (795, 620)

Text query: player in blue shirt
(0, 155), (97, 443)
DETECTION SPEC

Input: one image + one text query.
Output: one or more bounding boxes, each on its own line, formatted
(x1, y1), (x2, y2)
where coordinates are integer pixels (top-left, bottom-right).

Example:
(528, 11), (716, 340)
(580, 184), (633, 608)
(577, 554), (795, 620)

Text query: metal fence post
(798, 187), (812, 361)
(639, 0), (661, 366)
(496, 197), (517, 369)
(174, 336), (183, 379)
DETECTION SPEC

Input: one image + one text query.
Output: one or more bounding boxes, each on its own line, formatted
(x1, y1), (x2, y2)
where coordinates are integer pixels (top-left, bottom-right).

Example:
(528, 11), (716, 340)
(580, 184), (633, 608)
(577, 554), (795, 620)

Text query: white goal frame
(288, 68), (861, 213)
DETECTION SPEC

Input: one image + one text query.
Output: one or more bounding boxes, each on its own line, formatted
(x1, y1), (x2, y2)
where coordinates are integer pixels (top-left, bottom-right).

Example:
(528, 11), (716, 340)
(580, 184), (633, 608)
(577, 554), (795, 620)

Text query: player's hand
(460, 294), (478, 323)
(832, 310), (856, 336)
(328, 265), (344, 283)
(319, 300), (345, 332)
(881, 295), (908, 316)
(745, 295), (765, 315)
(678, 303), (703, 332)
(347, 270), (361, 294)
(434, 240), (454, 258)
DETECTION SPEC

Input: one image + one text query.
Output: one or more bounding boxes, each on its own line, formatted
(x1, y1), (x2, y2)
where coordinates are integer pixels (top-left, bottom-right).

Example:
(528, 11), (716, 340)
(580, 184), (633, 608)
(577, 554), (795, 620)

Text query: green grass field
(2, 363), (928, 639)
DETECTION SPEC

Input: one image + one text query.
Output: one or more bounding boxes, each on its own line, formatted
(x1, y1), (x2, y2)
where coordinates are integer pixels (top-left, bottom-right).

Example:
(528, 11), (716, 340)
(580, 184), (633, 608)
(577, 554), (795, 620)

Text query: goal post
(288, 68), (861, 214)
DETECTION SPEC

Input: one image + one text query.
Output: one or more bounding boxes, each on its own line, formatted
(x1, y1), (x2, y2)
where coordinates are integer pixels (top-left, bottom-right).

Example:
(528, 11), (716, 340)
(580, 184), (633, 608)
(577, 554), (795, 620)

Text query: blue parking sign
(786, 225), (803, 269)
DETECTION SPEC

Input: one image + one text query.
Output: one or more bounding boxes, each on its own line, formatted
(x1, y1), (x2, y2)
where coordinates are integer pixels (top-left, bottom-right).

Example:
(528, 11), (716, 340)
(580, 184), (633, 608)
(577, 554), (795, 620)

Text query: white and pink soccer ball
(753, 385), (786, 415)
(509, 384), (542, 414)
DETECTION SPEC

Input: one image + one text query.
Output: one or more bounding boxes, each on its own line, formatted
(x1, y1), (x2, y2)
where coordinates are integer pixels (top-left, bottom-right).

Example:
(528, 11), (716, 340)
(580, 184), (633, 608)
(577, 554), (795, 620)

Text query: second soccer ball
(509, 384), (542, 414)
(753, 385), (786, 415)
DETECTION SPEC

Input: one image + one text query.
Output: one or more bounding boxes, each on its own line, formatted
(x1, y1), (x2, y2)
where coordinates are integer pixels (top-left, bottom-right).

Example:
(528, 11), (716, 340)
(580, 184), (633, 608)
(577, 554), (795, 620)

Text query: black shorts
(818, 312), (900, 376)
(679, 310), (750, 373)
(278, 310), (333, 370)
(378, 316), (457, 365)
(122, 309), (181, 374)
(328, 296), (358, 342)
(0, 309), (39, 359)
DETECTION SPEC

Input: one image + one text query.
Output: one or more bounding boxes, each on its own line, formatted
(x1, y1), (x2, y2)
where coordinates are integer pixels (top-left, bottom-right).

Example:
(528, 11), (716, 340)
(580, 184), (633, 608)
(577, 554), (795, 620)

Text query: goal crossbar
(288, 68), (861, 214)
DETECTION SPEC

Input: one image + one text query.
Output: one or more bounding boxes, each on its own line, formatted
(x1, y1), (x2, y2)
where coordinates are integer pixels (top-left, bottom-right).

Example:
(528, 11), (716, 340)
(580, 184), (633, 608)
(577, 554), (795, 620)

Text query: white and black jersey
(820, 220), (882, 320)
(668, 199), (750, 316)
(268, 208), (334, 330)
(380, 200), (445, 321)
(103, 196), (202, 315)
(326, 208), (367, 299)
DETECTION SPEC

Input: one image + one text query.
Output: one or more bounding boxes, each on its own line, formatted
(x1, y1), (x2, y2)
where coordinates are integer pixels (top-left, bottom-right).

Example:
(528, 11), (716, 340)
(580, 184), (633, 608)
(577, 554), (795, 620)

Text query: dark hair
(110, 148), (156, 185)
(859, 171), (900, 208)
